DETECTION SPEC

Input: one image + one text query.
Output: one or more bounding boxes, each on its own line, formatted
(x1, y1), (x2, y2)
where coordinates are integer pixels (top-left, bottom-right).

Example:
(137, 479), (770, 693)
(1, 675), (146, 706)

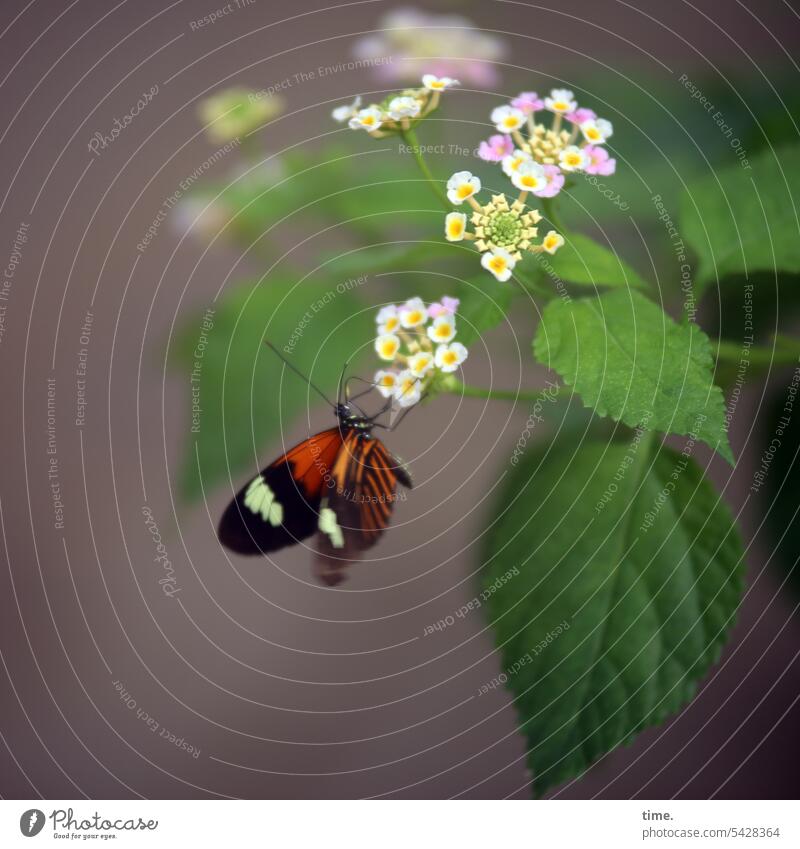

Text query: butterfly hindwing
(218, 428), (343, 556)
(315, 431), (412, 585)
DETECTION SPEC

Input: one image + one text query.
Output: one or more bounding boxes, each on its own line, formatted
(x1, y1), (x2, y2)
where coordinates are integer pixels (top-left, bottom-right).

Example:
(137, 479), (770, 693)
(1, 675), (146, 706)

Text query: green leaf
(170, 277), (371, 500)
(454, 280), (516, 346)
(540, 233), (649, 291)
(482, 437), (744, 797)
(681, 144), (800, 296)
(534, 290), (734, 463)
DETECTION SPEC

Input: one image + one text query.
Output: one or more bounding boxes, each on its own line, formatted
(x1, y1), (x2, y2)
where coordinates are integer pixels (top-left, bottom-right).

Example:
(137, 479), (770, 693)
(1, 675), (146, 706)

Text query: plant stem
(715, 338), (800, 368)
(541, 196), (565, 234)
(441, 377), (558, 404)
(401, 127), (450, 210)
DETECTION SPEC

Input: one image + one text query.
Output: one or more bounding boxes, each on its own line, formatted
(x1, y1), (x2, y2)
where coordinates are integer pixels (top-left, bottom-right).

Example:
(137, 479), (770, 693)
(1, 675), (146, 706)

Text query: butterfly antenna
(337, 358), (351, 407)
(263, 339), (335, 408)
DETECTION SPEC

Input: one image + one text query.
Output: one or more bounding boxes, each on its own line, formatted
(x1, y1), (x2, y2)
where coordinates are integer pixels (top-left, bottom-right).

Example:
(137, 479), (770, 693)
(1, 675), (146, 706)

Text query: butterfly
(218, 342), (415, 585)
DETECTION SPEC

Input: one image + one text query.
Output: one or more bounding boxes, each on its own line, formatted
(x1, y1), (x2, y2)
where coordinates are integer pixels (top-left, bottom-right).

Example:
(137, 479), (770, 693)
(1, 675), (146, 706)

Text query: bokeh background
(0, 0), (798, 799)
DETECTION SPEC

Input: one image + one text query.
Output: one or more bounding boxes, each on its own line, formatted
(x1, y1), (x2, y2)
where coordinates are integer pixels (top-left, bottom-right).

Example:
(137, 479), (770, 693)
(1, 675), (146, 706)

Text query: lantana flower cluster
(444, 173), (564, 281)
(332, 75), (458, 137)
(373, 296), (467, 408)
(478, 87), (616, 198)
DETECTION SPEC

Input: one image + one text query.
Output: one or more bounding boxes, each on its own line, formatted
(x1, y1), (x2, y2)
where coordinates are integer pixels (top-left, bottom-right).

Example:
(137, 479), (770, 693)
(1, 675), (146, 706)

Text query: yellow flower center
(430, 80), (445, 89)
(544, 236), (560, 250)
(442, 351), (458, 366)
(380, 375), (395, 387)
(380, 340), (398, 358)
(566, 153), (581, 166)
(457, 183), (474, 200)
(520, 174), (537, 188)
(553, 100), (569, 111)
(503, 116), (519, 128)
(586, 127), (600, 140)
(435, 323), (452, 339)
(362, 115), (375, 126)
(448, 219), (464, 237)
(406, 310), (423, 325)
(489, 256), (507, 273)
(384, 316), (399, 332)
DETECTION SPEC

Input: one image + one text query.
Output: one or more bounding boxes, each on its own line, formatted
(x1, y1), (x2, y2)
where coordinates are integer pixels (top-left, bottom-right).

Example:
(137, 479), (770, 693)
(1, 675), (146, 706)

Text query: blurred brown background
(0, 0), (798, 799)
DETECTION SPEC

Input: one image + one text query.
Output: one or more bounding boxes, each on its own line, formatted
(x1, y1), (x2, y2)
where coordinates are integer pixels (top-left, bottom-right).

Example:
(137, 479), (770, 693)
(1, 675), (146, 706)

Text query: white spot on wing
(243, 476), (283, 527)
(318, 504), (344, 548)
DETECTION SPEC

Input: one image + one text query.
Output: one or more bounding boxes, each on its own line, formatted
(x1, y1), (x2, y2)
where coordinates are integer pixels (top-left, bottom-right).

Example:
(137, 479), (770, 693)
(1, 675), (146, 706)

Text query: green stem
(441, 377), (558, 404)
(401, 127), (449, 210)
(716, 339), (800, 368)
(540, 196), (566, 234)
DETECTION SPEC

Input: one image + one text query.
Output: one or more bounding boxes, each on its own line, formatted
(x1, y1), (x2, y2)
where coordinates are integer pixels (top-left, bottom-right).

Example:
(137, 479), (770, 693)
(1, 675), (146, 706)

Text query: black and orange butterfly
(218, 342), (414, 585)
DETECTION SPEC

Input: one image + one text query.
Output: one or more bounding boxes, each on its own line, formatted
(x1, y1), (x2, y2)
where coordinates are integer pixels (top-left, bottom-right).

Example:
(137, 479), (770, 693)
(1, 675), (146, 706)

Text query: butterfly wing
(218, 427), (343, 556)
(315, 430), (413, 585)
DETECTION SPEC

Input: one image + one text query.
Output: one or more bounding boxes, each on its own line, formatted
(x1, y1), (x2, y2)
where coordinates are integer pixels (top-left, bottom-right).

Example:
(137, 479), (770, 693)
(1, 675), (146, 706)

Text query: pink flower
(511, 91), (543, 114)
(533, 164), (565, 198)
(428, 296), (460, 318)
(566, 107), (597, 125)
(583, 145), (616, 175)
(478, 134), (514, 162)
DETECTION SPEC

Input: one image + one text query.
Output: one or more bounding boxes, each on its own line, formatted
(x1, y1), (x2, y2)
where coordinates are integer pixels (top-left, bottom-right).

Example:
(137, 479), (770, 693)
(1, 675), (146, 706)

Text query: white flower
(422, 74), (459, 90)
(387, 95), (421, 120)
(445, 211), (467, 241)
(511, 161), (547, 193)
(541, 230), (565, 254)
(394, 370), (422, 407)
(374, 369), (399, 398)
(545, 88), (577, 113)
(558, 145), (588, 171)
(502, 149), (532, 176)
(399, 297), (428, 328)
(348, 106), (384, 131)
(446, 170), (481, 204)
(491, 105), (526, 133)
(435, 342), (468, 373)
(407, 351), (435, 377)
(375, 333), (401, 360)
(481, 248), (516, 282)
(332, 96), (362, 122)
(376, 304), (401, 334)
(580, 118), (613, 144)
(427, 314), (457, 344)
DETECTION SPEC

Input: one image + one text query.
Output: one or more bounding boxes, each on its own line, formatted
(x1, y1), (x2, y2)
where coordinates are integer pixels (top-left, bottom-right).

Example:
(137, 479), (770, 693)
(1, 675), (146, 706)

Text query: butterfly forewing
(218, 428), (342, 555)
